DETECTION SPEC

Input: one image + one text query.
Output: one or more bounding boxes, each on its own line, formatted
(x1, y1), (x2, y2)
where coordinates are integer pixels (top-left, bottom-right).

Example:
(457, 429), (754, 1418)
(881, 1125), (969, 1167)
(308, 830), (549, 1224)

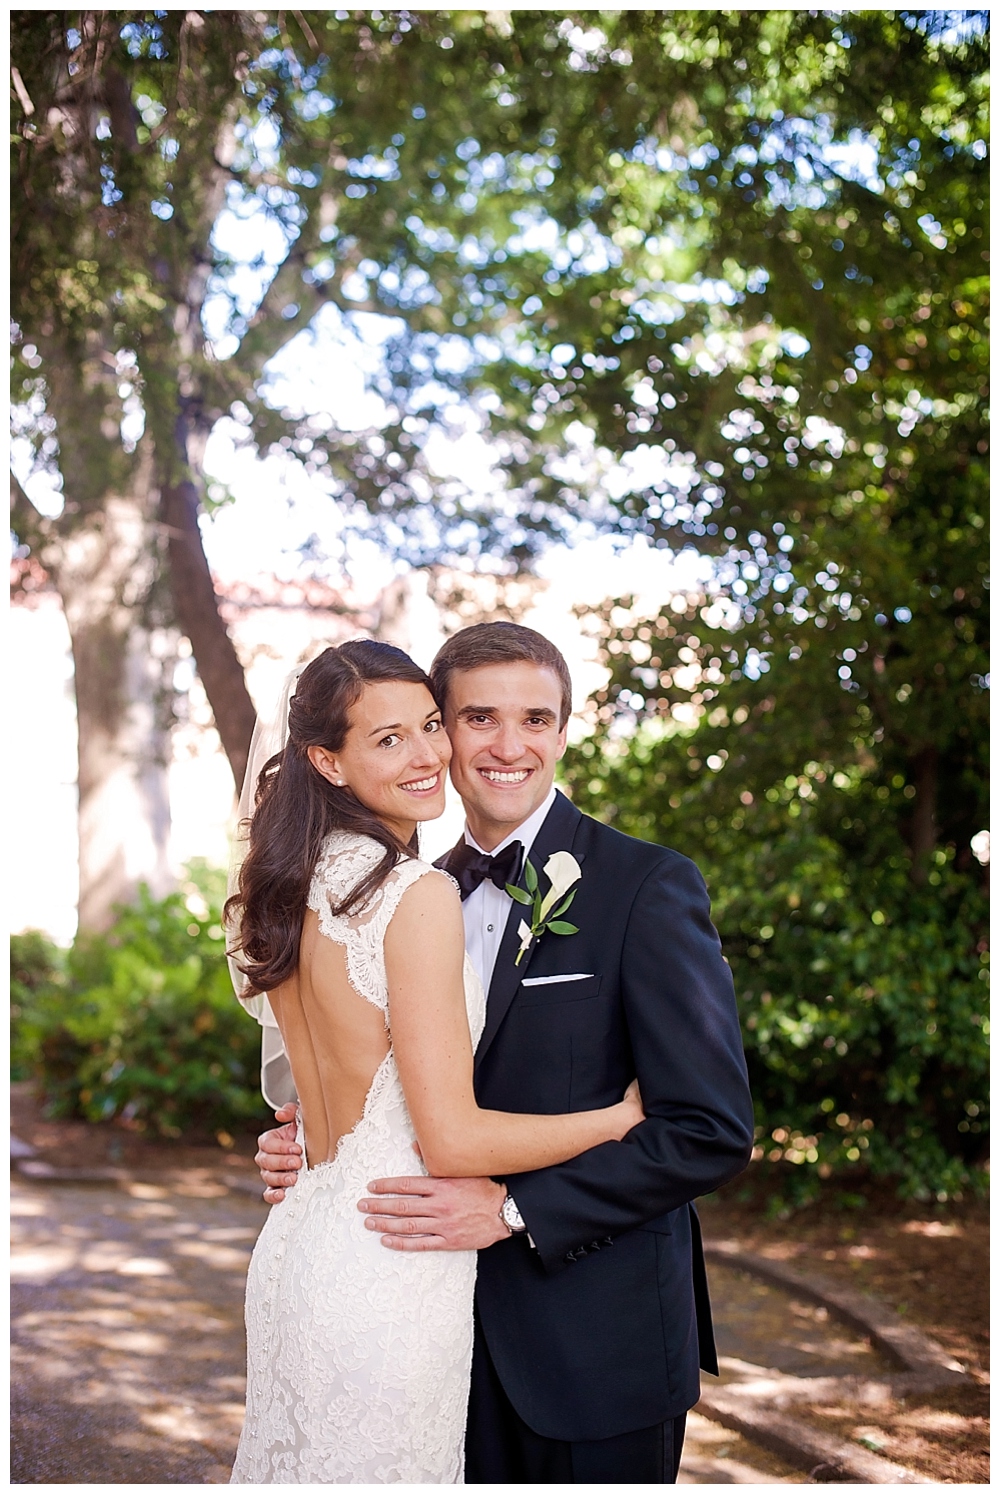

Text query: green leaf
(546, 921), (579, 936)
(550, 889), (578, 920)
(524, 859), (539, 894)
(505, 883), (533, 905)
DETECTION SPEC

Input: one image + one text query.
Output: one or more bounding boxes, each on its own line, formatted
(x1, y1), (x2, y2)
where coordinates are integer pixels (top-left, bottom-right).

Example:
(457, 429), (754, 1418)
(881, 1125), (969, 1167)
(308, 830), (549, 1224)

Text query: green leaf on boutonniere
(505, 883), (533, 906)
(549, 890), (578, 920)
(547, 921), (579, 935)
(524, 858), (539, 893)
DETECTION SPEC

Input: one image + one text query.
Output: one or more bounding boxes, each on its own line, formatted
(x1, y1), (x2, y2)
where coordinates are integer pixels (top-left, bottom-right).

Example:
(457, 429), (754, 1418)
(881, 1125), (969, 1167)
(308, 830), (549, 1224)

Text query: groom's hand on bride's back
(256, 1103), (303, 1203)
(358, 1171), (510, 1251)
(258, 1117), (510, 1249)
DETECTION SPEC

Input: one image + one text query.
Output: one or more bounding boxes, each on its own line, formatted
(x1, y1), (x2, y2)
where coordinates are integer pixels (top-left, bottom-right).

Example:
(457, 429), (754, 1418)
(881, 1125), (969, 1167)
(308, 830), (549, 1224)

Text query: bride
(225, 640), (642, 1484)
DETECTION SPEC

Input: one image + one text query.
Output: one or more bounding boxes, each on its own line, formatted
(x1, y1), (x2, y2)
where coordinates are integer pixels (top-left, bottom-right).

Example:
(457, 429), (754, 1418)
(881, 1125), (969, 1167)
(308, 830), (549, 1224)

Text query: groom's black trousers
(465, 1315), (686, 1484)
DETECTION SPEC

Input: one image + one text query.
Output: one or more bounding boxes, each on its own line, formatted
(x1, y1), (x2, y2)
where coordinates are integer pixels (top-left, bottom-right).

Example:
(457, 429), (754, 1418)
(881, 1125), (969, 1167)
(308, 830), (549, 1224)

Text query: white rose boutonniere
(507, 850), (582, 967)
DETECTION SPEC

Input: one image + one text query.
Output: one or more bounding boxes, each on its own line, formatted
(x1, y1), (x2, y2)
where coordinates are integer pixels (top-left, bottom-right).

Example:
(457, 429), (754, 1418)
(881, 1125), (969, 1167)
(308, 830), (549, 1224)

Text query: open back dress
(230, 833), (485, 1484)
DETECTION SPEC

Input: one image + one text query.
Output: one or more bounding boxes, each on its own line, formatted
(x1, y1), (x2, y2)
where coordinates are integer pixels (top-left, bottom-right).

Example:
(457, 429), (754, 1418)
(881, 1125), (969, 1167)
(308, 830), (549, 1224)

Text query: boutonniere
(506, 850), (582, 966)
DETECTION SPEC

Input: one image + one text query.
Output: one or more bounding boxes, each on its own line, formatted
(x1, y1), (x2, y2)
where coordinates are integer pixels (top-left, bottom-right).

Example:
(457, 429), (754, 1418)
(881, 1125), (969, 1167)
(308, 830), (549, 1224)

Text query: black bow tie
(447, 841), (524, 901)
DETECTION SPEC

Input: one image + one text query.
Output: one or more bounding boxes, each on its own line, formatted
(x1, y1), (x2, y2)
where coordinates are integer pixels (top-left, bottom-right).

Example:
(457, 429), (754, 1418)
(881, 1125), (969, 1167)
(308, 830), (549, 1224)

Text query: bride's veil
(227, 663), (305, 1110)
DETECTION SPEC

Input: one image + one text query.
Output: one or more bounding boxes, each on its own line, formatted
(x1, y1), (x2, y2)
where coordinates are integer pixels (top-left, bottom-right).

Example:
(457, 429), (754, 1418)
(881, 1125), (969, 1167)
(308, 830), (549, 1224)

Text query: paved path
(13, 1174), (859, 1484)
(12, 1175), (261, 1483)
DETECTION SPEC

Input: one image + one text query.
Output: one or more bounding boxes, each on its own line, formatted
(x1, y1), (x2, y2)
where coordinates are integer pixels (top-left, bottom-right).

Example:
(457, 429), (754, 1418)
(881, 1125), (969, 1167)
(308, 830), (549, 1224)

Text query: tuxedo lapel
(475, 791), (584, 1070)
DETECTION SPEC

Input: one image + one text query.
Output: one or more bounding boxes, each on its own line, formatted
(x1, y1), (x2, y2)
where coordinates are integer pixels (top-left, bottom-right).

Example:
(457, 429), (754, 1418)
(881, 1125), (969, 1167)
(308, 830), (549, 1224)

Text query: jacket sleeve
(505, 853), (754, 1273)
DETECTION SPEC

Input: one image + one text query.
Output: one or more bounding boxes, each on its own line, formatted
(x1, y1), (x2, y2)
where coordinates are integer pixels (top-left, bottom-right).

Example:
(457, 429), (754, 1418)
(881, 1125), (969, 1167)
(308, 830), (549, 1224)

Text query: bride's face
(311, 680), (451, 839)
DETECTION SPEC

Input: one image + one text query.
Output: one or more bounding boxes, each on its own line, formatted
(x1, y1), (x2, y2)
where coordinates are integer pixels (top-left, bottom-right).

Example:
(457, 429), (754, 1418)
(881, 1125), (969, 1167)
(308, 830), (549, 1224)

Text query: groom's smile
(443, 661), (568, 851)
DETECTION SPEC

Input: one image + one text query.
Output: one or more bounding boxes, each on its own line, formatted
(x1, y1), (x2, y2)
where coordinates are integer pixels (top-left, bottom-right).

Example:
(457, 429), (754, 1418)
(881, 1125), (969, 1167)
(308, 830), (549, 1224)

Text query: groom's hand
(358, 1173), (510, 1251)
(256, 1104), (303, 1203)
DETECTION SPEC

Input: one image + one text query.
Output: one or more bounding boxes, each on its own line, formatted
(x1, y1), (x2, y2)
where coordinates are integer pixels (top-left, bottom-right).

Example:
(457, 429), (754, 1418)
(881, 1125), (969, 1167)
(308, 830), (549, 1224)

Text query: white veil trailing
(227, 664), (304, 1110)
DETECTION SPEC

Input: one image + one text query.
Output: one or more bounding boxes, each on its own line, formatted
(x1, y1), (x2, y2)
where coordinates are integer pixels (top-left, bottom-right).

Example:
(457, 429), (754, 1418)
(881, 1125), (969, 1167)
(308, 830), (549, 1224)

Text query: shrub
(11, 928), (67, 1082)
(10, 866), (268, 1138)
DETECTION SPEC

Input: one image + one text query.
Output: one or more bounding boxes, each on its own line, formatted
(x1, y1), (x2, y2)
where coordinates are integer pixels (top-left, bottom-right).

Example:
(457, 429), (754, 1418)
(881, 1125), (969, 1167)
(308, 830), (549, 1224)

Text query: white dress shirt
(462, 787), (557, 1241)
(461, 786), (557, 993)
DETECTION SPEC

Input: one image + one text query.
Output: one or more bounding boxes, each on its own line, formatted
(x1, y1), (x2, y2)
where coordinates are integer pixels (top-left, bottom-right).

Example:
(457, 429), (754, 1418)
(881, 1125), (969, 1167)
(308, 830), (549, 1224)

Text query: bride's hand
(615, 1077), (644, 1137)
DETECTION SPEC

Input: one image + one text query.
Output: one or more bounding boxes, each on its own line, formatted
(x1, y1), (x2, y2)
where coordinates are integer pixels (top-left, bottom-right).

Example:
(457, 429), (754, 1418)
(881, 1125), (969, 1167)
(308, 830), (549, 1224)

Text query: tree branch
(232, 246), (445, 384)
(9, 470), (57, 550)
(160, 470), (257, 793)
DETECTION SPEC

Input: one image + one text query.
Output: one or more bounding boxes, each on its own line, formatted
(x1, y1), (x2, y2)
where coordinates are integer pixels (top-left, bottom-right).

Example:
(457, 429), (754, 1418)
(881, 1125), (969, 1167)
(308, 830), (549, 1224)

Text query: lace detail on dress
(231, 832), (486, 1485)
(306, 833), (442, 1023)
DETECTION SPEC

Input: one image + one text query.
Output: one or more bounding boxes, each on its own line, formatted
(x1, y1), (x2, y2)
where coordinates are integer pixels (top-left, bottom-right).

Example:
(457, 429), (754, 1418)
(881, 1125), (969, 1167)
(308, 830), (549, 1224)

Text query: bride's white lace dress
(231, 833), (485, 1484)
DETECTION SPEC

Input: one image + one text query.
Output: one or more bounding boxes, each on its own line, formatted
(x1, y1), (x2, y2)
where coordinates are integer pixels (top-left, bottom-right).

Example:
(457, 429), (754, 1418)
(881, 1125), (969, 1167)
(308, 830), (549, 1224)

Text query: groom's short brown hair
(430, 622), (573, 727)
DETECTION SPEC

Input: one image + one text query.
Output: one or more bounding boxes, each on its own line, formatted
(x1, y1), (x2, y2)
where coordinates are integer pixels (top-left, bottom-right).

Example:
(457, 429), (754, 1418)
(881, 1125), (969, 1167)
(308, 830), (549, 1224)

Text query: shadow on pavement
(11, 1177), (268, 1484)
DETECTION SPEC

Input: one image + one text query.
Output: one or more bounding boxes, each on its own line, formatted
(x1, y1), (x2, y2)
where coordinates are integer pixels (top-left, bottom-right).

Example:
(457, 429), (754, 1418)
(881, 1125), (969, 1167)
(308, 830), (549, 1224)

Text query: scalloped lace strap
(372, 857), (439, 936)
(308, 840), (440, 1019)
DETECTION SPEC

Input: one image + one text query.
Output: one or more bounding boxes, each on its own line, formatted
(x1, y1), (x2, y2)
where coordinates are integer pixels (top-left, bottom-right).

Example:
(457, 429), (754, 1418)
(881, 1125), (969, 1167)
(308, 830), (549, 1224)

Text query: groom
(257, 622), (754, 1482)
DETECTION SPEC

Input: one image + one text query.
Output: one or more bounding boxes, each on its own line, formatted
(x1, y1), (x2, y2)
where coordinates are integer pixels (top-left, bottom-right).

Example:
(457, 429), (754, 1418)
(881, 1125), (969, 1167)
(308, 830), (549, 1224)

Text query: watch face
(502, 1196), (525, 1231)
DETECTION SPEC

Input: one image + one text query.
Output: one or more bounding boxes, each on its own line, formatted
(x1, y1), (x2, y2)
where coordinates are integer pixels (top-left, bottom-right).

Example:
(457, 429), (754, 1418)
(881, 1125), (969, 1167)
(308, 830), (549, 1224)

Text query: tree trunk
(160, 470), (257, 794)
(909, 745), (938, 885)
(47, 451), (177, 931)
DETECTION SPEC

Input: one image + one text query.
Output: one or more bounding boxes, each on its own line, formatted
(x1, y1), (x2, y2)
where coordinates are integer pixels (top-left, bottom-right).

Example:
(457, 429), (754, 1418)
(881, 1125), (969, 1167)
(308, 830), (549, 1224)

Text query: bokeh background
(11, 10), (988, 1208)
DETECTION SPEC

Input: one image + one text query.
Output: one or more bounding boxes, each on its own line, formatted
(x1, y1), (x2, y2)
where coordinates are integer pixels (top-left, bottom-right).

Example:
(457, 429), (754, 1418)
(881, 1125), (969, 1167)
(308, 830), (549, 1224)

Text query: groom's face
(443, 661), (567, 850)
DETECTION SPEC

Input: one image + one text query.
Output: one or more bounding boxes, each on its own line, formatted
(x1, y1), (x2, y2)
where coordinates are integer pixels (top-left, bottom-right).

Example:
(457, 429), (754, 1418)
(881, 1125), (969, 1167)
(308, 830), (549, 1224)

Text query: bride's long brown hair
(225, 640), (435, 994)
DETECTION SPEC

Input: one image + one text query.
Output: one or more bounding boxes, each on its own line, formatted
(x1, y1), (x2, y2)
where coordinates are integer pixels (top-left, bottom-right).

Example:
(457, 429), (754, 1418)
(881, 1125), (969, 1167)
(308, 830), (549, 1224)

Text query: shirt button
(487, 924), (494, 932)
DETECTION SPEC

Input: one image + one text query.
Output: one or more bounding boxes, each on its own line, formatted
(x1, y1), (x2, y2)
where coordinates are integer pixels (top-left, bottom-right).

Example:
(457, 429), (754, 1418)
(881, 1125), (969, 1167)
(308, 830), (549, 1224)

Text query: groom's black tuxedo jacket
(438, 791), (753, 1443)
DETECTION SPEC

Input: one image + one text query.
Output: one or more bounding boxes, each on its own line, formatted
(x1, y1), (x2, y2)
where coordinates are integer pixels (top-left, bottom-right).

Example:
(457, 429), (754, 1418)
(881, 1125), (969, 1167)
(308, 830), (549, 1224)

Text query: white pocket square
(521, 973), (595, 986)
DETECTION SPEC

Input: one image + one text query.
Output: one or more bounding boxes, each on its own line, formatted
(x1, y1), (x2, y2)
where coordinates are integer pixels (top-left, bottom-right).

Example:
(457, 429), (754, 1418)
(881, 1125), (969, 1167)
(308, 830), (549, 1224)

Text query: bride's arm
(385, 872), (641, 1178)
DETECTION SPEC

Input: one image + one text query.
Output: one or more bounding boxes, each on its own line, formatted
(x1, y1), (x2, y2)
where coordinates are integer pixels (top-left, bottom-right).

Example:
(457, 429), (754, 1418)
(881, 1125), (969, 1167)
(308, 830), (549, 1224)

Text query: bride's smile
(307, 678), (452, 843)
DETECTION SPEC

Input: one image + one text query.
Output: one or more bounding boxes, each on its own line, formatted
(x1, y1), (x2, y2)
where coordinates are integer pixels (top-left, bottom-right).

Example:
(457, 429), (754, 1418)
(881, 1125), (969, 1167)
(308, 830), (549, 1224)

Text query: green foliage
(10, 929), (67, 1083)
(13, 13), (987, 559)
(545, 10), (990, 1204)
(11, 14), (987, 809)
(10, 869), (266, 1138)
(564, 711), (989, 1202)
(476, 10), (989, 573)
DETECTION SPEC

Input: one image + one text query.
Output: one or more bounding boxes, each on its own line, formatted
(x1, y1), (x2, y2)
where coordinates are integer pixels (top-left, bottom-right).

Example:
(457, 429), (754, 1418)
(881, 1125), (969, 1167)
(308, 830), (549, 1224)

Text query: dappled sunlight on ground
(708, 1265), (896, 1381)
(697, 1187), (990, 1483)
(11, 1177), (267, 1483)
(679, 1411), (809, 1484)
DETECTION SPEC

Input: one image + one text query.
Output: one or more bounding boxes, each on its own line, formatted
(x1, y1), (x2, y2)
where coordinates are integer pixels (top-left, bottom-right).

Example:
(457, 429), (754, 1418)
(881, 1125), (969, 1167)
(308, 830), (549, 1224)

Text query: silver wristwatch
(500, 1190), (527, 1234)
